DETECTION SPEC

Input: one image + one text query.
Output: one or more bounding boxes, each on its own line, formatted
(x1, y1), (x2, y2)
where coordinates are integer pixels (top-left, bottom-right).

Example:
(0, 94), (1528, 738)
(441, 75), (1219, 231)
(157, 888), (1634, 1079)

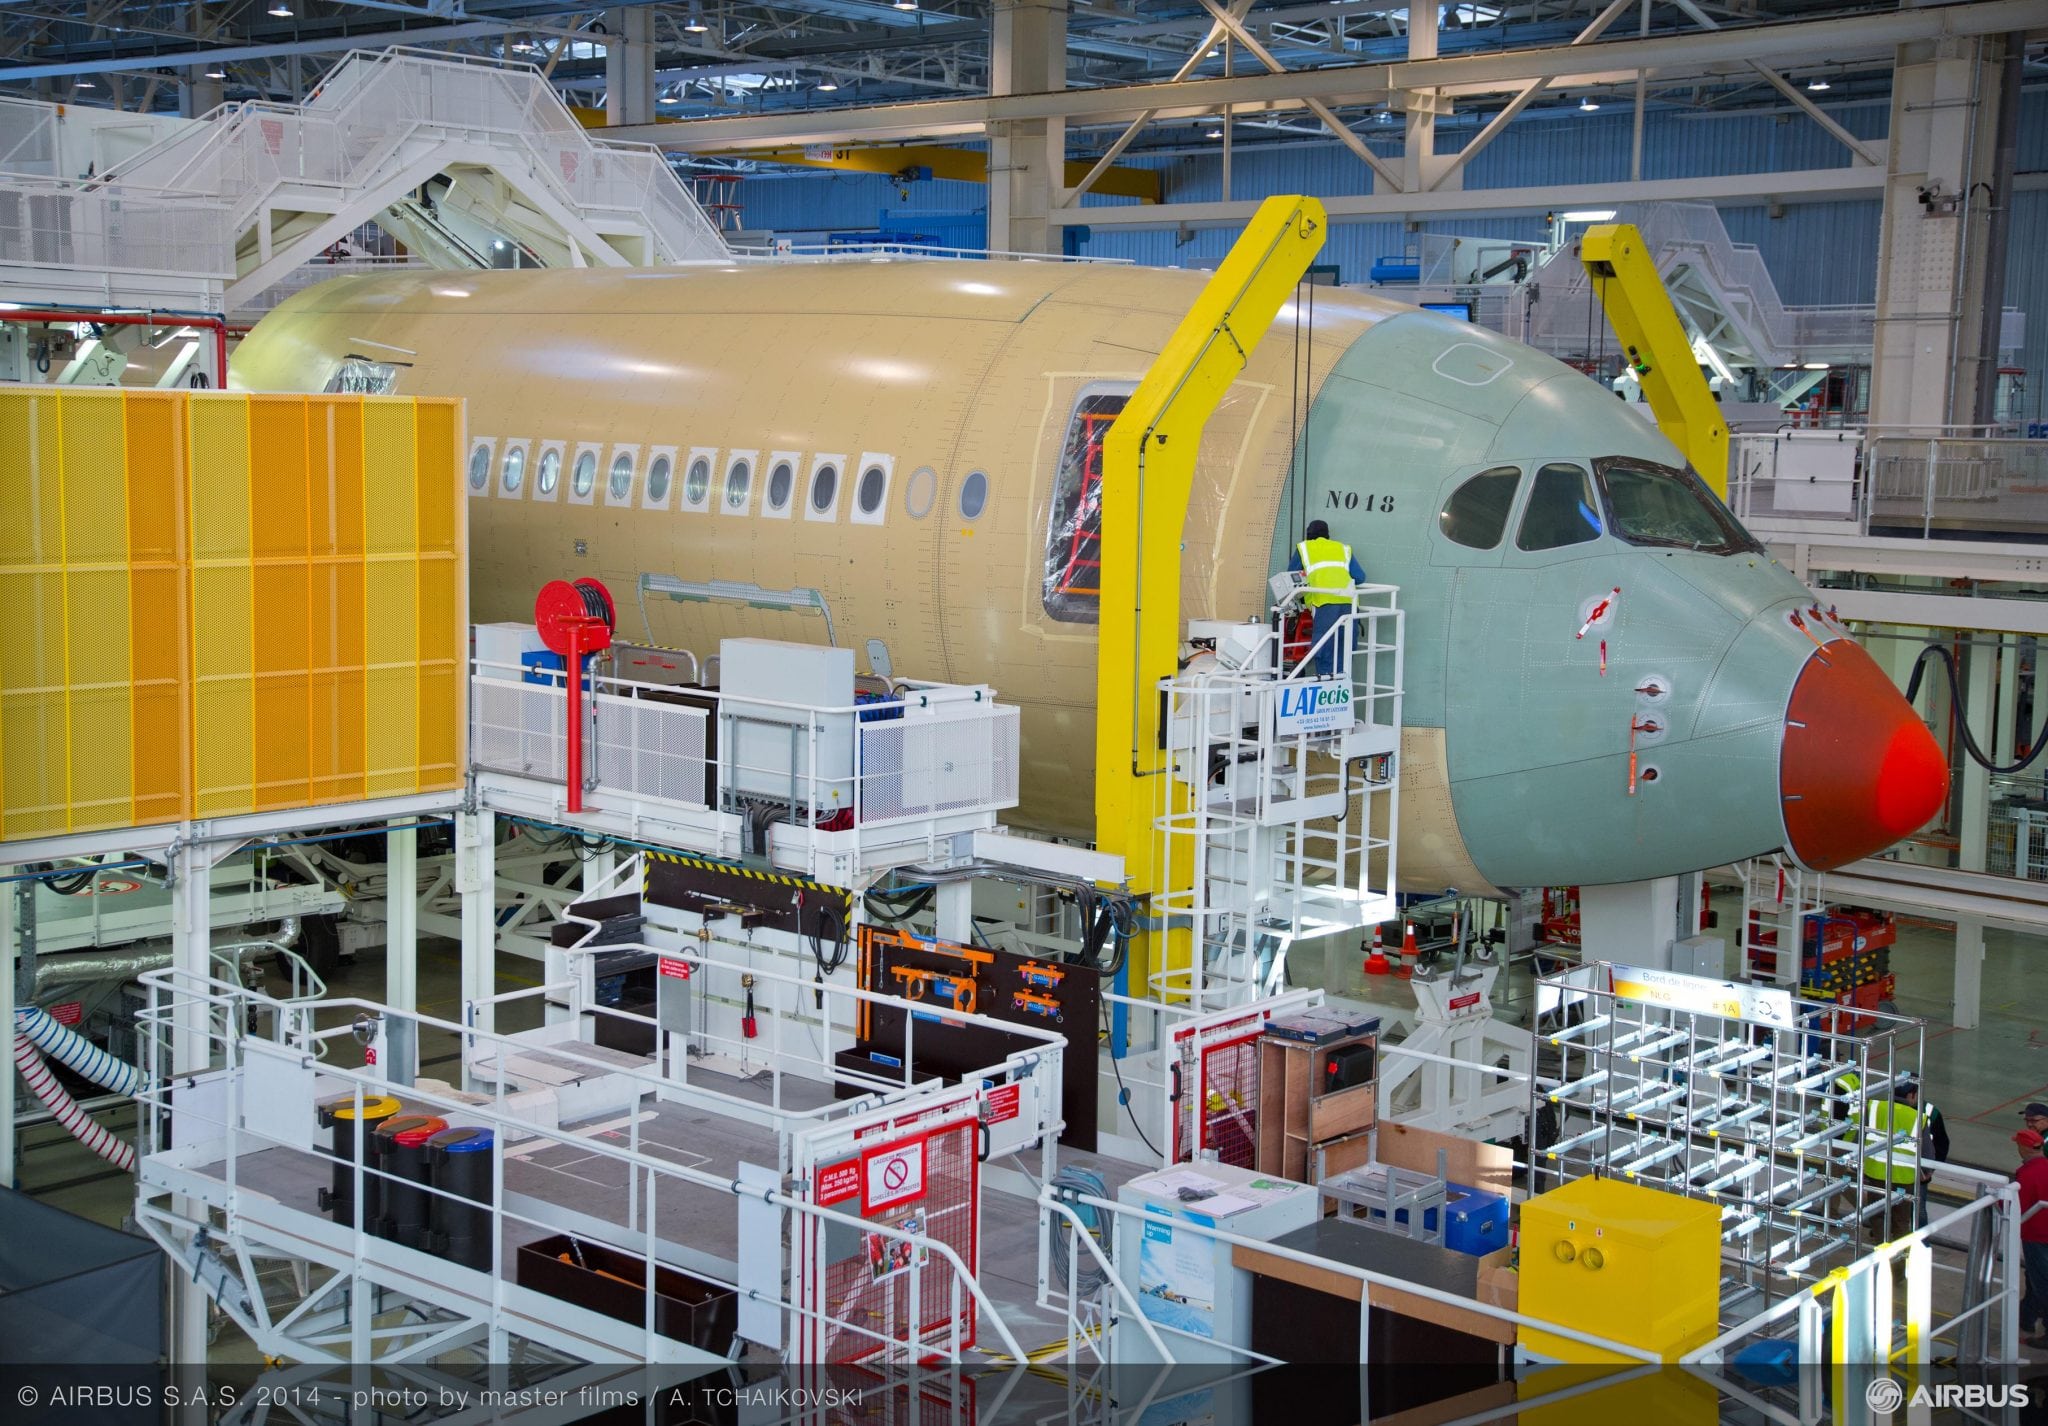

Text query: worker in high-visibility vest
(1287, 519), (1367, 677)
(1864, 1076), (1933, 1239)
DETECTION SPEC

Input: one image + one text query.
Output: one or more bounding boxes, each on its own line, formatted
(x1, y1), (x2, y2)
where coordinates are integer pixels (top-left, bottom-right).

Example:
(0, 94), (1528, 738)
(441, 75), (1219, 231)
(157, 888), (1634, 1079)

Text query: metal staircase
(0, 50), (728, 314)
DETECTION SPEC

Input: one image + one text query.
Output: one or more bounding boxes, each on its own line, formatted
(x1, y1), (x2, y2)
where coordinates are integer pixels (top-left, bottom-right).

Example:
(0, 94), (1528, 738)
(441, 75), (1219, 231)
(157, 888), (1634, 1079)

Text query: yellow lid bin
(1517, 1176), (1722, 1364)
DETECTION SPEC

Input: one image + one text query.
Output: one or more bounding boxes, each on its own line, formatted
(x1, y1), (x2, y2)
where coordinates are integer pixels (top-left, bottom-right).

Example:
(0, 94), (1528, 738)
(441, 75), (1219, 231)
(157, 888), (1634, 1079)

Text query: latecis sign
(1273, 678), (1353, 737)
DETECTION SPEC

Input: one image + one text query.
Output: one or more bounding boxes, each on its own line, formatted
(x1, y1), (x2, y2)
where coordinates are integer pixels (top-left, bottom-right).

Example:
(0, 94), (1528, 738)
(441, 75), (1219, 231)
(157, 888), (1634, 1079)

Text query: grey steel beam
(611, 0), (2048, 148)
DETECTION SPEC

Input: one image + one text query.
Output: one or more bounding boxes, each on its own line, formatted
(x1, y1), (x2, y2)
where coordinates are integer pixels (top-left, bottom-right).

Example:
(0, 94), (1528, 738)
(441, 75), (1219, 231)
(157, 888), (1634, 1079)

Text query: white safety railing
(131, 967), (1033, 1365)
(469, 656), (1019, 876)
(726, 241), (1130, 265)
(1732, 431), (2048, 541)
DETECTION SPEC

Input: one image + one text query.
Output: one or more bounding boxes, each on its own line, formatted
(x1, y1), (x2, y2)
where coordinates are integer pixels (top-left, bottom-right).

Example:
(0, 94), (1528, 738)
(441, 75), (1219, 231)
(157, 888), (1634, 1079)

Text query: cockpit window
(1439, 466), (1521, 550)
(1596, 457), (1761, 555)
(1516, 462), (1603, 552)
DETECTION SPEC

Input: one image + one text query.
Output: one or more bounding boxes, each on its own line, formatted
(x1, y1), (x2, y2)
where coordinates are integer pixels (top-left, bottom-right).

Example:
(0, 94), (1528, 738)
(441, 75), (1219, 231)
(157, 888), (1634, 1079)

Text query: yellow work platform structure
(0, 389), (466, 842)
(1517, 1174), (1722, 1364)
(1092, 193), (1328, 999)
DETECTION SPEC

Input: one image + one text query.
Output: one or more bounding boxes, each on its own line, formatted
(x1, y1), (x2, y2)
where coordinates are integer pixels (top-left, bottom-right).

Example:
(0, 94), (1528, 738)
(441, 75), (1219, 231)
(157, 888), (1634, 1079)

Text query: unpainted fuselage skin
(233, 259), (1933, 892)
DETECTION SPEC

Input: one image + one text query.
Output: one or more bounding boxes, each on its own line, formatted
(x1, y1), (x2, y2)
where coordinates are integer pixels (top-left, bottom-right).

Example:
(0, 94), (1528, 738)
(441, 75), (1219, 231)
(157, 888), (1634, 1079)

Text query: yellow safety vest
(1862, 1099), (1921, 1184)
(1296, 538), (1355, 607)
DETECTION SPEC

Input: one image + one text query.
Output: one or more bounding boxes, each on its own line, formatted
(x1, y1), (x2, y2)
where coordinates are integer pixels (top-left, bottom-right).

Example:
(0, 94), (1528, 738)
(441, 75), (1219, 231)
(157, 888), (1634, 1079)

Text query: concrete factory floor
(14, 917), (2048, 1363)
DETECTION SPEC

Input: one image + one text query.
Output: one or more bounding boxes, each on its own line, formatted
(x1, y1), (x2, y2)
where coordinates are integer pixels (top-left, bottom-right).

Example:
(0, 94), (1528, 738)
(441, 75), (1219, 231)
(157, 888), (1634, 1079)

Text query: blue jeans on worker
(1309, 603), (1347, 678)
(2022, 1240), (2048, 1334)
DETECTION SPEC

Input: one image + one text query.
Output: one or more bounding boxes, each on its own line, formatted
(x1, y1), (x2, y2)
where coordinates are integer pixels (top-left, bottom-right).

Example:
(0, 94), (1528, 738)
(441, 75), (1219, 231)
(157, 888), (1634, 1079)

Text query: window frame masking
(1593, 455), (1762, 556)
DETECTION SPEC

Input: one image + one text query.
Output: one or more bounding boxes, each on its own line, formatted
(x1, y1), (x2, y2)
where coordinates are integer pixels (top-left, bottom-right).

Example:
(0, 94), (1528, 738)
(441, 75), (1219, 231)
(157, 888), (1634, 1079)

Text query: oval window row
(468, 439), (989, 525)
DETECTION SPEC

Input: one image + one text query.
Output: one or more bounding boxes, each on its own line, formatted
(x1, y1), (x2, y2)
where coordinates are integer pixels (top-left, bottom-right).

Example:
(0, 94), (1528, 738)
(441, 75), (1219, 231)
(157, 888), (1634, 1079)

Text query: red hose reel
(533, 578), (615, 814)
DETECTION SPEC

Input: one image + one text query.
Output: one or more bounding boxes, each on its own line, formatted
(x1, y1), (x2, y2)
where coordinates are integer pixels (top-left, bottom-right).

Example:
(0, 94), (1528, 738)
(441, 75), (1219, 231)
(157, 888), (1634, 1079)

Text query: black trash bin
(374, 1114), (448, 1246)
(426, 1127), (496, 1271)
(315, 1093), (401, 1227)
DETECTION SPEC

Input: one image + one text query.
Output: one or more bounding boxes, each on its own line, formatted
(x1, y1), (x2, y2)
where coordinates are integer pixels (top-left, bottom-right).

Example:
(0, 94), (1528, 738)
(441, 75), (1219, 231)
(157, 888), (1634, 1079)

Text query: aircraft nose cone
(1780, 637), (1948, 869)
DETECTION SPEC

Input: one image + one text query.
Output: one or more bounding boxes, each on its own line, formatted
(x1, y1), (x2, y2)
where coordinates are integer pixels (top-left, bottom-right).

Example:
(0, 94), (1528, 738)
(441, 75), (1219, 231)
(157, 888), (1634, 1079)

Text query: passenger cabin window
(857, 465), (887, 515)
(810, 463), (839, 514)
(608, 451), (634, 502)
(684, 456), (711, 508)
(467, 444), (491, 492)
(571, 450), (597, 499)
(1516, 462), (1602, 552)
(646, 455), (672, 504)
(1597, 457), (1760, 555)
(725, 458), (752, 510)
(1042, 386), (1133, 623)
(766, 460), (794, 512)
(536, 448), (561, 497)
(324, 356), (400, 395)
(500, 445), (526, 494)
(958, 470), (988, 521)
(1438, 466), (1520, 550)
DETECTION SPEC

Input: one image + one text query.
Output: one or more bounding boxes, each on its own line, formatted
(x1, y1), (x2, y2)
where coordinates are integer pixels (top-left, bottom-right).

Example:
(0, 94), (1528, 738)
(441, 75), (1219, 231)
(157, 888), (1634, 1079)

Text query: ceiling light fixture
(1807, 76), (1831, 91)
(1579, 96), (1599, 111)
(268, 2), (293, 15)
(893, 0), (920, 10)
(659, 92), (679, 104)
(1561, 209), (1616, 222)
(818, 77), (839, 91)
(204, 69), (227, 79)
(683, 5), (708, 32)
(1205, 126), (1223, 138)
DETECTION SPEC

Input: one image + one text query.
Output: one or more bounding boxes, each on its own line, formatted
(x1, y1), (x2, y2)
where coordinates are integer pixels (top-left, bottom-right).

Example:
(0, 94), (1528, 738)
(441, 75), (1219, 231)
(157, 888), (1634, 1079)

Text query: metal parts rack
(1534, 960), (1925, 1293)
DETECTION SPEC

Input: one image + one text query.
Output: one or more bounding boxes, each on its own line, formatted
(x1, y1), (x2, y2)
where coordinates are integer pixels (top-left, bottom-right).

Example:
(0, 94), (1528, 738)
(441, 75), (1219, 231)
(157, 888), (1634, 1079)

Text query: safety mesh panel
(592, 695), (707, 806)
(471, 677), (566, 781)
(818, 1116), (979, 1363)
(0, 389), (464, 840)
(855, 707), (1019, 824)
(1198, 1033), (1262, 1170)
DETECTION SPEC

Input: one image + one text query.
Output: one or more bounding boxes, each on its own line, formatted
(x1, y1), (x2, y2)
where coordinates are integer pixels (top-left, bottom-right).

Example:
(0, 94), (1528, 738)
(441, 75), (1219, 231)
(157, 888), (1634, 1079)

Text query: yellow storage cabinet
(1517, 1176), (1721, 1363)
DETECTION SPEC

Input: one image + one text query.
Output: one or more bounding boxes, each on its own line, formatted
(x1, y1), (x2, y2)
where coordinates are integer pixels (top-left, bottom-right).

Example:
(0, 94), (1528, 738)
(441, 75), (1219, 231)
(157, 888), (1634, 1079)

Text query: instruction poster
(1136, 1214), (1215, 1339)
(864, 1211), (929, 1282)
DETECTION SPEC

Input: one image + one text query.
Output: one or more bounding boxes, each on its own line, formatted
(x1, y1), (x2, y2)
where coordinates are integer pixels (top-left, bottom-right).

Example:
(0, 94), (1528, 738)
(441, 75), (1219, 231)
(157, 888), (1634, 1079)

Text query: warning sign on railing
(862, 1138), (926, 1211)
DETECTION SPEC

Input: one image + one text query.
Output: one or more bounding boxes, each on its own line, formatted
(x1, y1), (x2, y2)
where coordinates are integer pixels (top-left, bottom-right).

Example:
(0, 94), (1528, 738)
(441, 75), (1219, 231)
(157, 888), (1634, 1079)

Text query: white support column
(457, 811), (497, 1065)
(604, 7), (657, 128)
(180, 71), (223, 119)
(1953, 917), (1984, 1030)
(1868, 28), (2017, 428)
(385, 823), (418, 1013)
(988, 0), (1067, 254)
(168, 835), (217, 1368)
(1400, 0), (1452, 194)
(935, 882), (973, 945)
(1579, 877), (1683, 971)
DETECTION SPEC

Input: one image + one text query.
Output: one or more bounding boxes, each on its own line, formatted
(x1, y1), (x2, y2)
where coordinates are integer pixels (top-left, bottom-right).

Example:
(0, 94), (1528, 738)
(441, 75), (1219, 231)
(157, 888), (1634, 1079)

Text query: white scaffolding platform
(0, 49), (728, 316)
(1153, 585), (1403, 1009)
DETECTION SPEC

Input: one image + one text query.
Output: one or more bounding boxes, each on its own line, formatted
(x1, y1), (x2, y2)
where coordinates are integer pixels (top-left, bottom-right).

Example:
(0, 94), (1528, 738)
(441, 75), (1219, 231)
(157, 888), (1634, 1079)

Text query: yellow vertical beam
(1094, 194), (1328, 999)
(413, 398), (463, 789)
(55, 391), (135, 832)
(0, 391), (66, 838)
(126, 392), (190, 827)
(187, 394), (256, 817)
(362, 399), (419, 796)
(1580, 222), (1732, 496)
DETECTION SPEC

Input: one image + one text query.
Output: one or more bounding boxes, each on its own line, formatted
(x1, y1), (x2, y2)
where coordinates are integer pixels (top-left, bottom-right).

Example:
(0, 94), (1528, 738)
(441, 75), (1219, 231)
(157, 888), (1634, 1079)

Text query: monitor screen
(1421, 301), (1476, 322)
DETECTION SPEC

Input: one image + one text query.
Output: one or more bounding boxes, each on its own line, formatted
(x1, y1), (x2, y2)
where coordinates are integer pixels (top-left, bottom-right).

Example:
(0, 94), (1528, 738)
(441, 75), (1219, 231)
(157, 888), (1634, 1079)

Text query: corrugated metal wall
(732, 93), (2047, 402)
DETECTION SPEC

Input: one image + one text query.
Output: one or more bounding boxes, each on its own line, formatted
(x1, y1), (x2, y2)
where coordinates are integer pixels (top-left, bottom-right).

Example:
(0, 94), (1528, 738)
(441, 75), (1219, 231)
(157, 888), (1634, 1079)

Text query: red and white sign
(48, 1002), (84, 1027)
(1448, 992), (1483, 1012)
(983, 1083), (1021, 1125)
(815, 1159), (861, 1206)
(78, 878), (142, 896)
(862, 1138), (927, 1211)
(659, 957), (692, 980)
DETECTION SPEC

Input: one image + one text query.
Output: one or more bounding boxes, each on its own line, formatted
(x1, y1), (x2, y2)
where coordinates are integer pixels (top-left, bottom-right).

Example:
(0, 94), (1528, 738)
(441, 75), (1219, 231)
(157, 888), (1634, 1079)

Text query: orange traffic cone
(1363, 925), (1391, 976)
(1396, 922), (1419, 979)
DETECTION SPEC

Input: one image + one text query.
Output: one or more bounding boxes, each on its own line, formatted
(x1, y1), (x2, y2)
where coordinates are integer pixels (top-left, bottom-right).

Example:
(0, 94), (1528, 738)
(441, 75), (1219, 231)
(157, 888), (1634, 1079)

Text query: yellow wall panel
(1, 389), (463, 843)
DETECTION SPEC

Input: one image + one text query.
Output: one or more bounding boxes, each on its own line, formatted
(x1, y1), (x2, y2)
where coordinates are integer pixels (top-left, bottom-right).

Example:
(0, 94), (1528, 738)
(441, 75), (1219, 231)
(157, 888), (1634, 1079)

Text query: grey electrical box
(657, 962), (692, 1036)
(718, 638), (856, 808)
(1671, 933), (1729, 981)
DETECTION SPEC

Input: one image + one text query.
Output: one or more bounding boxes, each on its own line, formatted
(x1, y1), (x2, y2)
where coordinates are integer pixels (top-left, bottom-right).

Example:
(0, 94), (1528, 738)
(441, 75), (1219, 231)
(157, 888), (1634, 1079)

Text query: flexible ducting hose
(14, 1005), (142, 1096)
(1904, 643), (2048, 775)
(1049, 1167), (1110, 1296)
(13, 1033), (135, 1172)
